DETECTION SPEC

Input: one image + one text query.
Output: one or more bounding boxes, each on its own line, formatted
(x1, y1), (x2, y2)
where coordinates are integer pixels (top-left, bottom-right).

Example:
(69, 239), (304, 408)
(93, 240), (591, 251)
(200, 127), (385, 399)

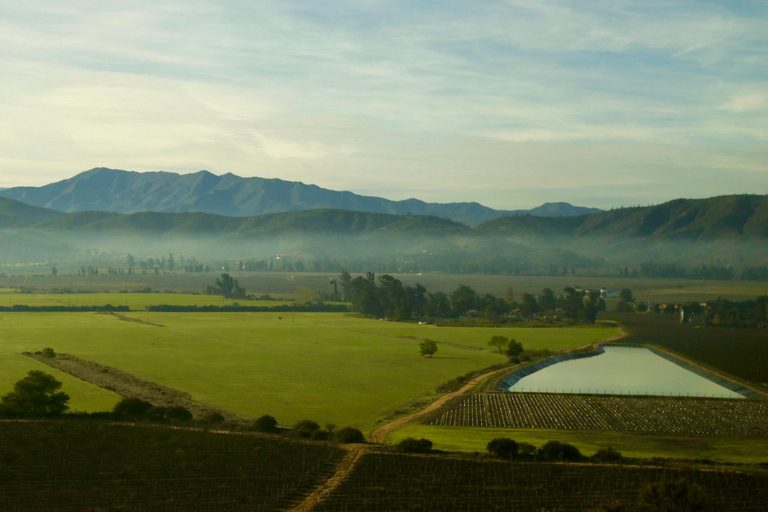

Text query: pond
(501, 345), (744, 398)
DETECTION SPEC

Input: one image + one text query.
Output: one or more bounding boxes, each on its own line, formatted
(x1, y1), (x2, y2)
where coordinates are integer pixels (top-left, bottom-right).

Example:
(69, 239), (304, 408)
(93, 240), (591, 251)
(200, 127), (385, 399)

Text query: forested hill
(0, 168), (599, 226)
(30, 209), (471, 237)
(0, 197), (62, 228)
(474, 195), (768, 241)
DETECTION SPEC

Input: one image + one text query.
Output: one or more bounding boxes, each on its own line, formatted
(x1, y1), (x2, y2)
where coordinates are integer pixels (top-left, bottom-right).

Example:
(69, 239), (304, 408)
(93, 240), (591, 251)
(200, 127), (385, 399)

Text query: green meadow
(0, 312), (617, 431)
(387, 424), (768, 464)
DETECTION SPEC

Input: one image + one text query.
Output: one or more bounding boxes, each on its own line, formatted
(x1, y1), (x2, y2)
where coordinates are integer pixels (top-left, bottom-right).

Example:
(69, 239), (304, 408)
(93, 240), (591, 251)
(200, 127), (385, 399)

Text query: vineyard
(609, 313), (768, 389)
(0, 421), (344, 512)
(314, 453), (768, 512)
(427, 393), (768, 436)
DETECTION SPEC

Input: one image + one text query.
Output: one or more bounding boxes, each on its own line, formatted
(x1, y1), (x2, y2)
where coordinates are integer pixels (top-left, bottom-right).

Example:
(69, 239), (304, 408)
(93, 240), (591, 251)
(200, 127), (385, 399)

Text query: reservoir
(501, 345), (745, 398)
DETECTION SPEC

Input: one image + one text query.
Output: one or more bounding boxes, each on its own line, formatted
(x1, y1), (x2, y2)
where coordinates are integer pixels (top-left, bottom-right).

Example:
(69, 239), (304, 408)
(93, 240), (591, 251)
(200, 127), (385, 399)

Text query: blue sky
(0, 0), (766, 209)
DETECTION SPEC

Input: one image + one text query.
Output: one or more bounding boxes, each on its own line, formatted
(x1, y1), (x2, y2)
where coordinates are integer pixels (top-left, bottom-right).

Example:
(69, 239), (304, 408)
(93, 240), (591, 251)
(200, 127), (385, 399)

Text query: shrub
(636, 478), (707, 512)
(254, 415), (278, 433)
(41, 347), (56, 358)
(113, 398), (153, 419)
(538, 440), (582, 462)
(396, 437), (432, 453)
(517, 442), (537, 456)
(294, 419), (320, 438)
(200, 411), (225, 424)
(486, 438), (517, 459)
(165, 406), (193, 423)
(592, 447), (623, 463)
(336, 427), (365, 444)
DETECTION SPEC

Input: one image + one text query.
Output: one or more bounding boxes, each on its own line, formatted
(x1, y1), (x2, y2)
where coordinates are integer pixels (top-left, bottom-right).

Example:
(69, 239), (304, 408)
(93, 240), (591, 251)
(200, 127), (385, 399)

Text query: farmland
(314, 453), (768, 512)
(0, 421), (344, 512)
(2, 271), (766, 302)
(613, 313), (768, 390)
(427, 393), (768, 436)
(0, 312), (617, 430)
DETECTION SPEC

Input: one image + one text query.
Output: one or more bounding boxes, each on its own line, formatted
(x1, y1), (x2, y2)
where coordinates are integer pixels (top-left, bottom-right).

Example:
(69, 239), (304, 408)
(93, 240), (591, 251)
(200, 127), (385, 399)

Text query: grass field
(0, 353), (120, 413)
(387, 424), (768, 463)
(0, 312), (616, 430)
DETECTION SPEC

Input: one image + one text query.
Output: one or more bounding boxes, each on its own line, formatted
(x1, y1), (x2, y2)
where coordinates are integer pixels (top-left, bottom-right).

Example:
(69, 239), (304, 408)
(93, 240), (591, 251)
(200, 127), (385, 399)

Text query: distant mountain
(475, 195), (768, 240)
(0, 168), (600, 226)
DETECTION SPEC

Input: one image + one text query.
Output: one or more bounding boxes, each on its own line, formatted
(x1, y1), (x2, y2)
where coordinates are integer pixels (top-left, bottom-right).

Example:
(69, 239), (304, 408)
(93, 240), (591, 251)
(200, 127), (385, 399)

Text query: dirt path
(286, 444), (368, 512)
(369, 366), (509, 444)
(26, 352), (233, 420)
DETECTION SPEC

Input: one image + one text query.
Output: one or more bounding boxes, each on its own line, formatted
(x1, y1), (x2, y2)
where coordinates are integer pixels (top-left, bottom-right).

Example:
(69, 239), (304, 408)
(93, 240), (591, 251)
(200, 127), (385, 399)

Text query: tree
(537, 288), (557, 312)
(488, 335), (508, 354)
(619, 288), (635, 303)
(254, 414), (278, 433)
(506, 339), (523, 357)
(396, 437), (432, 453)
(450, 285), (478, 316)
(0, 371), (70, 417)
(215, 273), (246, 299)
(113, 398), (153, 419)
(487, 438), (518, 459)
(419, 340), (438, 357)
(336, 427), (366, 444)
(51, 266), (57, 277)
(538, 440), (582, 461)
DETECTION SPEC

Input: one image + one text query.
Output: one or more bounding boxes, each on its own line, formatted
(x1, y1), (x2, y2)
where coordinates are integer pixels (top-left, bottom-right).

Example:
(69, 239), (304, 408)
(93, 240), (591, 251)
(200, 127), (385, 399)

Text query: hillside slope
(475, 195), (768, 241)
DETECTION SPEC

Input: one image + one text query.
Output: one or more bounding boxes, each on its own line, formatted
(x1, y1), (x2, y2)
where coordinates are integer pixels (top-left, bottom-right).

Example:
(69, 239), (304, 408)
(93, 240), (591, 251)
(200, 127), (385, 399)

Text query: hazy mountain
(31, 208), (470, 238)
(475, 195), (768, 240)
(0, 197), (62, 229)
(0, 168), (600, 226)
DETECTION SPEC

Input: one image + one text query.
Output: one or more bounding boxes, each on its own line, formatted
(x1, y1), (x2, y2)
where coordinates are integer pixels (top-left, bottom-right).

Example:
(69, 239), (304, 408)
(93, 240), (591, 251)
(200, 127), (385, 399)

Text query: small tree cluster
(396, 437), (433, 453)
(0, 371), (70, 418)
(113, 398), (192, 425)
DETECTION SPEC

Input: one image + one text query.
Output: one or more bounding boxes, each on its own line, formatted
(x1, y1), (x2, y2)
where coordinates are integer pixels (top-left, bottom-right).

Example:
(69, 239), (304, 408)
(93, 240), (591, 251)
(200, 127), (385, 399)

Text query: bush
(41, 347), (56, 358)
(336, 427), (365, 444)
(538, 441), (582, 462)
(592, 446), (623, 463)
(113, 398), (153, 419)
(254, 415), (278, 433)
(486, 438), (517, 459)
(637, 478), (707, 512)
(165, 406), (193, 423)
(396, 437), (432, 453)
(294, 419), (320, 438)
(0, 371), (70, 418)
(200, 411), (225, 424)
(517, 442), (537, 456)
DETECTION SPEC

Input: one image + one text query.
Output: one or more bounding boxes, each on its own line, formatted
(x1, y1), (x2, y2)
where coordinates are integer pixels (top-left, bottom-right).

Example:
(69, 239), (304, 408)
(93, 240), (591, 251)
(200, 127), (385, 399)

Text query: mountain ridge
(0, 168), (601, 226)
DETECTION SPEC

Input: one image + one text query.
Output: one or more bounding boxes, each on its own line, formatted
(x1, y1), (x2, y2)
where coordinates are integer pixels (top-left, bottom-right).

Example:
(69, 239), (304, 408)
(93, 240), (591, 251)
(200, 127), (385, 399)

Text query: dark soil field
(426, 393), (768, 436)
(314, 453), (768, 512)
(610, 313), (768, 390)
(0, 421), (344, 512)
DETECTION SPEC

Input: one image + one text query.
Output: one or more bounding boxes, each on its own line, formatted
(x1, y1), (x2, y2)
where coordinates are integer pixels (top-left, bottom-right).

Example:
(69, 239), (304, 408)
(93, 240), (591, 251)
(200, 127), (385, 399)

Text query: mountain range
(0, 168), (601, 226)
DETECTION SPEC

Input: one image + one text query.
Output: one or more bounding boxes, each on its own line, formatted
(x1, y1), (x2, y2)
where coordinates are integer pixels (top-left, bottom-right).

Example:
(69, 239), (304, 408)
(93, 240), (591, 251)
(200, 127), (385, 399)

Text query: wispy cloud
(0, 0), (766, 207)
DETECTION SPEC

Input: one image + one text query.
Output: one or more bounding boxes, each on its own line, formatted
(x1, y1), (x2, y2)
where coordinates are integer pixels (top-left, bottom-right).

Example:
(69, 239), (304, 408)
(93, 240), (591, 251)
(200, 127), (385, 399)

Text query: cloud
(720, 92), (768, 113)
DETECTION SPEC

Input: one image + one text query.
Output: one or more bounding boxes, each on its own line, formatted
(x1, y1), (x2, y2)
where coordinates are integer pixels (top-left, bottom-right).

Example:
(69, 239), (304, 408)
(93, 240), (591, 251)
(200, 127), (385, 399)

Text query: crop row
(314, 453), (768, 512)
(0, 421), (344, 512)
(428, 392), (768, 435)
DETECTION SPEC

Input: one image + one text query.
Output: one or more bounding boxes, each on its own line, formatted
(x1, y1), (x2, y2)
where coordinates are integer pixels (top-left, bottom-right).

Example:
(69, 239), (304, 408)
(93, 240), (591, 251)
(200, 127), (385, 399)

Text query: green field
(0, 292), (291, 309)
(388, 424), (768, 463)
(0, 312), (616, 431)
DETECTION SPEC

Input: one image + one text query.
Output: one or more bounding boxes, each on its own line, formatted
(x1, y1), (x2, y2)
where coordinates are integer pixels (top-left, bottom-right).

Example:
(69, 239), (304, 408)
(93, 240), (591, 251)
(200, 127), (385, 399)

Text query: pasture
(0, 312), (616, 430)
(0, 291), (290, 309)
(387, 424), (768, 463)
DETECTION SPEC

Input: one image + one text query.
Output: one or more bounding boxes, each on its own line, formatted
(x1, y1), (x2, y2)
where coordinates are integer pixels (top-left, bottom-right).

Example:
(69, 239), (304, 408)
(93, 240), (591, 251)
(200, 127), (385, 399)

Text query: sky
(0, 0), (766, 209)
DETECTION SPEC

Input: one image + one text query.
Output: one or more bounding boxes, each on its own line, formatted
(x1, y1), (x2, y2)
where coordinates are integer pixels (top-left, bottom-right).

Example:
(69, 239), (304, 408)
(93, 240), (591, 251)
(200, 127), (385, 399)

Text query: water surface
(505, 346), (743, 398)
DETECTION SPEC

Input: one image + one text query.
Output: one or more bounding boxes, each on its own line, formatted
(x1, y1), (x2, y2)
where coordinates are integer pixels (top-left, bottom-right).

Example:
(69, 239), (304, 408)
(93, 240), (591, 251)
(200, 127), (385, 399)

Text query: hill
(0, 168), (599, 226)
(475, 195), (768, 241)
(0, 197), (62, 229)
